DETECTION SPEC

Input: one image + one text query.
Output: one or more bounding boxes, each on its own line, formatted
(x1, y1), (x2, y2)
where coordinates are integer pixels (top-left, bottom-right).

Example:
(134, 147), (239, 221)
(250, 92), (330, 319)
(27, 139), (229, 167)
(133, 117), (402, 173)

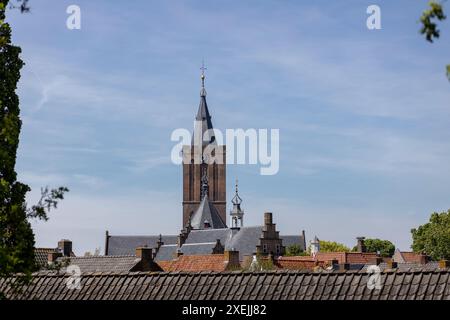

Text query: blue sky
(6, 0), (450, 255)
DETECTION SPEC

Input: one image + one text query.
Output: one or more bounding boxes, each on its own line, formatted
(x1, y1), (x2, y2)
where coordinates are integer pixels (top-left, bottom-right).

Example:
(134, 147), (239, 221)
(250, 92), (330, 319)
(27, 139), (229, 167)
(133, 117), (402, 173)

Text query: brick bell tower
(182, 66), (226, 228)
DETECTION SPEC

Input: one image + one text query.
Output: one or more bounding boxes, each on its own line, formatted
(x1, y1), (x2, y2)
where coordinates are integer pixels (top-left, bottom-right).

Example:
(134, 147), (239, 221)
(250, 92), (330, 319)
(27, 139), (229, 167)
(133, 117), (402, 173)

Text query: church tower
(182, 66), (226, 228)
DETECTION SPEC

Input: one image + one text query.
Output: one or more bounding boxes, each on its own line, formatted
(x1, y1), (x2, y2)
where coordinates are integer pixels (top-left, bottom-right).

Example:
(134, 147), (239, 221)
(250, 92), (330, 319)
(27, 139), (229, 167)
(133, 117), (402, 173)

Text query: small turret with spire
(230, 179), (244, 228)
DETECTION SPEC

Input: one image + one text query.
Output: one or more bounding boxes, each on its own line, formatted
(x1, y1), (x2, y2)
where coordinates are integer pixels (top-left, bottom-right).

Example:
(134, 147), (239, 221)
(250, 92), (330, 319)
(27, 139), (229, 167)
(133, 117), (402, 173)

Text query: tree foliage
(411, 210), (450, 260)
(420, 1), (449, 81)
(420, 1), (447, 42)
(0, 0), (68, 289)
(352, 238), (395, 257)
(319, 240), (350, 253)
(285, 244), (305, 256)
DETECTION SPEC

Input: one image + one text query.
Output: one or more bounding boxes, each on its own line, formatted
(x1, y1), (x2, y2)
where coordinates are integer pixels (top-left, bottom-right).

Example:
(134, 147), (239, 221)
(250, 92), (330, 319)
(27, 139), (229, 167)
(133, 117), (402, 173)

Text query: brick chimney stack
(58, 239), (72, 257)
(224, 250), (240, 269)
(356, 237), (366, 253)
(134, 247), (161, 271)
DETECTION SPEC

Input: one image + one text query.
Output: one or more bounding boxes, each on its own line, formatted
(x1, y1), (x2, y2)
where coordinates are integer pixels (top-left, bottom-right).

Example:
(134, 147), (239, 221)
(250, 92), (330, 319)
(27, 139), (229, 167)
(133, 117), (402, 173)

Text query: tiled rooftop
(2, 269), (449, 300)
(159, 254), (230, 272)
(34, 248), (56, 268)
(56, 255), (141, 273)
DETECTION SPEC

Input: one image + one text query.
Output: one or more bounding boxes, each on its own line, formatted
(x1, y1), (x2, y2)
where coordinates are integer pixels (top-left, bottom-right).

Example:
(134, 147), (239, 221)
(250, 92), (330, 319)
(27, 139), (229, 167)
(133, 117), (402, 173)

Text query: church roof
(190, 195), (227, 230)
(107, 229), (306, 262)
(154, 244), (178, 261)
(106, 235), (178, 256)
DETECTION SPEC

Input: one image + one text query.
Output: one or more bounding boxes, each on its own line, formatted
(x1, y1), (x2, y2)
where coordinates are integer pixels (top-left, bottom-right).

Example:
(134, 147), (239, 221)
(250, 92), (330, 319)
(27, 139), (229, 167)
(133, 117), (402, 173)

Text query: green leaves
(411, 210), (450, 260)
(285, 244), (306, 256)
(420, 1), (449, 82)
(352, 238), (395, 257)
(26, 186), (69, 221)
(319, 240), (350, 253)
(420, 1), (447, 42)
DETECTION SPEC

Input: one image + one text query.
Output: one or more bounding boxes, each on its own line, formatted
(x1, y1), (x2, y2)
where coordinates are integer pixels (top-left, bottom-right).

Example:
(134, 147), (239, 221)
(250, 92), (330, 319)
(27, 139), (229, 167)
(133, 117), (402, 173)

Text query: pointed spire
(192, 60), (215, 146)
(230, 179), (244, 228)
(231, 179), (242, 205)
(200, 59), (207, 97)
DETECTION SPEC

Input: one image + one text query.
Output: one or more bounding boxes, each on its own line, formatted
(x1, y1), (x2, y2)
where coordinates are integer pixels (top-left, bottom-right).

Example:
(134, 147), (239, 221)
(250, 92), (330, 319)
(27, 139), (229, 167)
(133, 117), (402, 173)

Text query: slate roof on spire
(190, 195), (227, 230)
(192, 68), (216, 146)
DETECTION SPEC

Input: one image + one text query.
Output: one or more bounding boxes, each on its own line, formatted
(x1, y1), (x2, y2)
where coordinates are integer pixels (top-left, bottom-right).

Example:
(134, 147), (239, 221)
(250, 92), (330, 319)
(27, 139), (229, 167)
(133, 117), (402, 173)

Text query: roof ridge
(28, 268), (450, 277)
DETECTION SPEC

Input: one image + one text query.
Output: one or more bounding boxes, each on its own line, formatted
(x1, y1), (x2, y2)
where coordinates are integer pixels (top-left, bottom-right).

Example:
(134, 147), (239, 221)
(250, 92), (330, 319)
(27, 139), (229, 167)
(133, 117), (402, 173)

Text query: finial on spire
(231, 179), (242, 205)
(200, 59), (207, 96)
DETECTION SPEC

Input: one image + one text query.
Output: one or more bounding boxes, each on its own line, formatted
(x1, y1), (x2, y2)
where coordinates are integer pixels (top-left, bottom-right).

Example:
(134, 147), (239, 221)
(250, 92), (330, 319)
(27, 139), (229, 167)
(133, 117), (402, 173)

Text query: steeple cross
(200, 59), (207, 75)
(200, 59), (207, 88)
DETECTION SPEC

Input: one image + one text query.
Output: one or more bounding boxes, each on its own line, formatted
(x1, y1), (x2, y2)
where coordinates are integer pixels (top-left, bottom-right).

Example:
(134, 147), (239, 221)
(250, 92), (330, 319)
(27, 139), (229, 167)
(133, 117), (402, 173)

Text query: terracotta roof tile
(158, 254), (231, 272)
(2, 269), (450, 300)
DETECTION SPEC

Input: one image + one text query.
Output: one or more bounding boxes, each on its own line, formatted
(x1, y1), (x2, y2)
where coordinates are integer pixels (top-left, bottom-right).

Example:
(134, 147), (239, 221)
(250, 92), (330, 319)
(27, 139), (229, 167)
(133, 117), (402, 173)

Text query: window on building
(276, 244), (281, 254)
(263, 244), (267, 253)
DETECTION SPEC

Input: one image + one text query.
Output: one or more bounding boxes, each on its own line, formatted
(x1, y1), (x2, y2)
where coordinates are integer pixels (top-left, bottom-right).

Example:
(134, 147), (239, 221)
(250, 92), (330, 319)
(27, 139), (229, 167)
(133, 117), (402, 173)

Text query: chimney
(224, 250), (240, 269)
(386, 261), (398, 269)
(177, 228), (189, 247)
(438, 260), (449, 268)
(157, 234), (164, 248)
(375, 257), (383, 265)
(212, 239), (224, 254)
(418, 254), (430, 265)
(48, 251), (62, 264)
(136, 247), (152, 260)
(135, 247), (155, 271)
(264, 212), (273, 225)
(104, 230), (110, 256)
(330, 259), (339, 270)
(58, 239), (72, 257)
(356, 237), (366, 253)
(301, 230), (306, 251)
(339, 263), (350, 271)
